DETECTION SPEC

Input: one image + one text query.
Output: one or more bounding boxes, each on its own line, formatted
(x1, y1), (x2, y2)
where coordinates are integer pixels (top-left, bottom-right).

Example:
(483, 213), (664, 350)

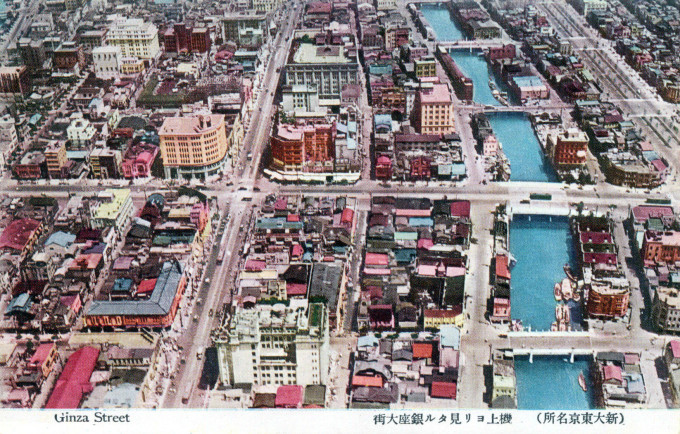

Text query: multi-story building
(414, 58), (436, 78)
(252, 0), (280, 12)
(642, 231), (680, 264)
(13, 152), (46, 179)
(79, 30), (108, 50)
(384, 25), (409, 51)
(159, 114), (229, 180)
(285, 43), (359, 99)
(281, 84), (320, 114)
(603, 152), (661, 188)
(119, 57), (145, 74)
(222, 12), (268, 47)
(586, 281), (630, 319)
(0, 114), (18, 169)
(93, 46), (122, 80)
(376, 0), (396, 10)
(44, 141), (68, 179)
(90, 188), (134, 231)
(106, 18), (160, 61)
(121, 142), (158, 178)
(547, 128), (588, 168)
(215, 302), (329, 387)
(412, 84), (455, 135)
(652, 284), (680, 333)
(491, 355), (517, 408)
(164, 24), (211, 53)
(53, 42), (85, 72)
(571, 0), (608, 15)
(90, 147), (122, 178)
(0, 66), (30, 95)
(18, 39), (47, 70)
(66, 115), (97, 147)
(270, 122), (336, 171)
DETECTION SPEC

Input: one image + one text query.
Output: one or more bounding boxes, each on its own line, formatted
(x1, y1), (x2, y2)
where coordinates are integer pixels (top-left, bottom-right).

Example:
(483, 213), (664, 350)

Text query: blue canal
(487, 113), (557, 182)
(449, 50), (509, 106)
(419, 3), (464, 41)
(509, 215), (577, 331)
(515, 355), (595, 409)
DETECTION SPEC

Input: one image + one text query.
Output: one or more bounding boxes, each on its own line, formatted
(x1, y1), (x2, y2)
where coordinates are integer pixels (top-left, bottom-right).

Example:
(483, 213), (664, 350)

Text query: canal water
(419, 3), (464, 41)
(449, 50), (510, 107)
(487, 113), (557, 182)
(515, 355), (595, 409)
(509, 215), (577, 331)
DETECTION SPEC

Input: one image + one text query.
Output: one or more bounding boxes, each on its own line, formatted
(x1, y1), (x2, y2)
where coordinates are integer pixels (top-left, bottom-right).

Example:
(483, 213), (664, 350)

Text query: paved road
(160, 1), (303, 408)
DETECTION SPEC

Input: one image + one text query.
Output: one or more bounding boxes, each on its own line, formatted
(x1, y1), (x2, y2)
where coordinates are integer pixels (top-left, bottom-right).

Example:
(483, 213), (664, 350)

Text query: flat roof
(293, 43), (350, 64)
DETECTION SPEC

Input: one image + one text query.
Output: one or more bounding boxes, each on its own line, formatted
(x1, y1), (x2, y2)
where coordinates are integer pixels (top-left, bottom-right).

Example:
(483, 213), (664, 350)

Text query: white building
(572, 0), (608, 15)
(281, 84), (320, 114)
(67, 114), (97, 147)
(215, 301), (329, 387)
(106, 18), (160, 60)
(93, 46), (121, 80)
(252, 0), (280, 12)
(376, 0), (396, 11)
(285, 43), (359, 99)
(0, 114), (18, 169)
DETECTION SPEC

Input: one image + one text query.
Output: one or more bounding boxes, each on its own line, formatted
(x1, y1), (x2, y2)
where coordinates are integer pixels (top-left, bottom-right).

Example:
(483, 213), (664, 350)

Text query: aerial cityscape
(1, 0), (680, 416)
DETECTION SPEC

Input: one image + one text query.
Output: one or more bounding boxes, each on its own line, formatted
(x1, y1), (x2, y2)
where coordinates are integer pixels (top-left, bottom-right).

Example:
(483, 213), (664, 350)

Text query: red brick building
(53, 44), (86, 71)
(642, 230), (680, 264)
(0, 66), (30, 95)
(586, 282), (630, 319)
(547, 129), (588, 167)
(270, 123), (336, 171)
(164, 23), (211, 53)
(488, 44), (516, 61)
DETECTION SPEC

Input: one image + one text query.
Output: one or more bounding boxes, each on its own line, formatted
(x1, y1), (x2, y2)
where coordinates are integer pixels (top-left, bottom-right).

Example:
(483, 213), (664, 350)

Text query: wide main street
(5, 0), (676, 410)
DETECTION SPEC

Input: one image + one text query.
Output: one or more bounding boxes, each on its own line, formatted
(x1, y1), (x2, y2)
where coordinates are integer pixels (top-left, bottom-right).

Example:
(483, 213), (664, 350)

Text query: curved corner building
(159, 114), (229, 180)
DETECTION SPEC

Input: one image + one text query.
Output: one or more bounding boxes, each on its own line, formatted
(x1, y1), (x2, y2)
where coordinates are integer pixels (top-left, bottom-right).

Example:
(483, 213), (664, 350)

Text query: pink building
(121, 143), (159, 178)
(483, 134), (500, 157)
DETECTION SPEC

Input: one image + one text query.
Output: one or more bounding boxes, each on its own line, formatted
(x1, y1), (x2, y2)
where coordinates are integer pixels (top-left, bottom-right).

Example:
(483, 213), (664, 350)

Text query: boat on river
(564, 263), (578, 282)
(561, 278), (573, 300)
(554, 283), (562, 301)
(578, 372), (587, 391)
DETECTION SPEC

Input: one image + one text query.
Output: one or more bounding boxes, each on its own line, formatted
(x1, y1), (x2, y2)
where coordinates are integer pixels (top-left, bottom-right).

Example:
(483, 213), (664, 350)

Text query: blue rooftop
(6, 293), (32, 315)
(44, 231), (76, 248)
(358, 335), (379, 349)
(512, 76), (544, 87)
(256, 217), (303, 231)
(439, 325), (460, 349)
(112, 278), (133, 293)
(451, 163), (466, 176)
(374, 114), (392, 127)
(29, 114), (42, 125)
(409, 217), (434, 227)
